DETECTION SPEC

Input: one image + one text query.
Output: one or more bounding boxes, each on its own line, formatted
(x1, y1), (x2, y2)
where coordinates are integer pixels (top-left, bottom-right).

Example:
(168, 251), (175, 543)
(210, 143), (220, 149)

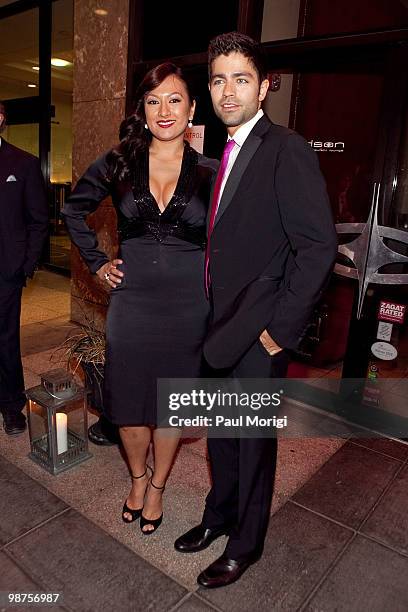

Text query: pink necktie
(205, 139), (236, 296)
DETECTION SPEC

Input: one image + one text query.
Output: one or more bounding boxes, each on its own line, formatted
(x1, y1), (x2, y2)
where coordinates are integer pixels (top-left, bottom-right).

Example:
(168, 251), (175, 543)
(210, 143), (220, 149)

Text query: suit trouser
(0, 282), (25, 416)
(202, 341), (289, 561)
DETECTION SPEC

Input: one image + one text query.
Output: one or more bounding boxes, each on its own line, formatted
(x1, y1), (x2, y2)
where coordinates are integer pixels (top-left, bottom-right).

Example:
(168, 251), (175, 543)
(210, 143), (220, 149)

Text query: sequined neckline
(119, 143), (204, 246)
(139, 141), (198, 217)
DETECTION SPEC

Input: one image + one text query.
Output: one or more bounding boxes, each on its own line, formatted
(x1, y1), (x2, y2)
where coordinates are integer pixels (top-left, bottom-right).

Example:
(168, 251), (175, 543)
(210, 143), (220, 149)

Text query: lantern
(26, 369), (92, 474)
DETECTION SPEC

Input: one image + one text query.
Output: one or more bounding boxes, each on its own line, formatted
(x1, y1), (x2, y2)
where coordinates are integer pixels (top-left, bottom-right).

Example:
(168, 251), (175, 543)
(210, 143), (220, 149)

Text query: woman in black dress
(62, 63), (217, 534)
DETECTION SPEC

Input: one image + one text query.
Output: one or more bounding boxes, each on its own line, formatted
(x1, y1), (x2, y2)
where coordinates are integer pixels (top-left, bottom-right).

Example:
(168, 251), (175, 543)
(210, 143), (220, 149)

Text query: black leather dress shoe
(197, 553), (258, 588)
(174, 524), (228, 553)
(2, 412), (27, 436)
(88, 416), (119, 446)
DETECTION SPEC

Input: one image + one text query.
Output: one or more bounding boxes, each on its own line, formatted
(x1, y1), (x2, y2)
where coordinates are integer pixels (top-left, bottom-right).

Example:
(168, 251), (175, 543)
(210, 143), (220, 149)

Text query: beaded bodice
(117, 143), (207, 248)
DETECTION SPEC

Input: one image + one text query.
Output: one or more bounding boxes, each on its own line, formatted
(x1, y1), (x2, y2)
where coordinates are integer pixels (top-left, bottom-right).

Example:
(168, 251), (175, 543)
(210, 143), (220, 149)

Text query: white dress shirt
(217, 109), (264, 208)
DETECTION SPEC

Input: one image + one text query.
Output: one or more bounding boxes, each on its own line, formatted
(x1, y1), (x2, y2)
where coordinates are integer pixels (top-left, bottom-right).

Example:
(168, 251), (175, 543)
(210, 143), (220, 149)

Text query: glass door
(0, 6), (40, 154)
(48, 0), (73, 272)
(0, 0), (73, 275)
(263, 41), (408, 438)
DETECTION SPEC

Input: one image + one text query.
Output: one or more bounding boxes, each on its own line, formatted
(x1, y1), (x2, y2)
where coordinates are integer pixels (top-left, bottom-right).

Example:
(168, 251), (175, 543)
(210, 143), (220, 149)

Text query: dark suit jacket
(204, 115), (338, 369)
(0, 139), (48, 284)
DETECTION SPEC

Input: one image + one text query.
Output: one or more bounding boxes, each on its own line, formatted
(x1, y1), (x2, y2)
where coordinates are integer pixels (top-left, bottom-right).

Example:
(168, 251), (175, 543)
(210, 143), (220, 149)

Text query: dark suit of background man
(175, 33), (338, 588)
(0, 101), (48, 436)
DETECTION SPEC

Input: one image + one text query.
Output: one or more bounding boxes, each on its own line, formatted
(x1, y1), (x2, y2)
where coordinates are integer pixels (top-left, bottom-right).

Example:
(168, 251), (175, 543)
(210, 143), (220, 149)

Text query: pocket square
(6, 175), (17, 182)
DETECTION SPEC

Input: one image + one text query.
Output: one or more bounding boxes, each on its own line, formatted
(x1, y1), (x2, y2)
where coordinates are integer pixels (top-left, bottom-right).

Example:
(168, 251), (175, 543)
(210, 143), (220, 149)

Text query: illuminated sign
(308, 140), (345, 152)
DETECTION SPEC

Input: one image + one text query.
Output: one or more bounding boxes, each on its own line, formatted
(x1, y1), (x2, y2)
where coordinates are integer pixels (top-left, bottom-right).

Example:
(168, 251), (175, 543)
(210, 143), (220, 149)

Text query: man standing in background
(0, 101), (48, 436)
(175, 33), (337, 587)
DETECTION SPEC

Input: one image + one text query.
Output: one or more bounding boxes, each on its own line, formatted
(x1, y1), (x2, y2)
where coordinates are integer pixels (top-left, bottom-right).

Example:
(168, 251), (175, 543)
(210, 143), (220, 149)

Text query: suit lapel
(213, 134), (261, 228)
(213, 115), (271, 229)
(0, 140), (13, 183)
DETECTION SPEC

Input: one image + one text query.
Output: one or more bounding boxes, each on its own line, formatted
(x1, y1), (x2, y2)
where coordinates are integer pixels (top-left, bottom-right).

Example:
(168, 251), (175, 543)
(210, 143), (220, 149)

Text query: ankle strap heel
(130, 464), (152, 480)
(140, 474), (166, 535)
(122, 465), (151, 524)
(150, 479), (165, 491)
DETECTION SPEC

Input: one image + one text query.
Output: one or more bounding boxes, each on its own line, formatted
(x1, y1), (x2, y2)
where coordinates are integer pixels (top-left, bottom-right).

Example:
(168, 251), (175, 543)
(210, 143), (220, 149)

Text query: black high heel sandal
(140, 478), (165, 535)
(122, 466), (151, 523)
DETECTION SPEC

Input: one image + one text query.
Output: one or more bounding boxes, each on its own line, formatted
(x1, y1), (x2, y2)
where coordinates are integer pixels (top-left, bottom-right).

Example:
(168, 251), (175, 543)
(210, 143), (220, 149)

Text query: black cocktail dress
(62, 143), (218, 425)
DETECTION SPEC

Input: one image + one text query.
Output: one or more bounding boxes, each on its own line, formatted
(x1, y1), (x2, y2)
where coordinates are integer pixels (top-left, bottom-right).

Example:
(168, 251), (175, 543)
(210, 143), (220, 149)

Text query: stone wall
(70, 0), (129, 329)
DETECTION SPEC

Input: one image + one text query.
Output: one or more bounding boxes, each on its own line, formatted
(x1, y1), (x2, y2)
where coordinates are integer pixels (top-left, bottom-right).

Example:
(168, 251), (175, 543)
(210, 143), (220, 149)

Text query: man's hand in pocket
(259, 330), (282, 356)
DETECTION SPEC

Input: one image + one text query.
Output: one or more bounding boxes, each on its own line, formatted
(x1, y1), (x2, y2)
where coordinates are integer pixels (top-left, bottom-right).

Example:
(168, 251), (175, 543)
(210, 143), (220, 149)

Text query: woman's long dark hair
(107, 63), (193, 183)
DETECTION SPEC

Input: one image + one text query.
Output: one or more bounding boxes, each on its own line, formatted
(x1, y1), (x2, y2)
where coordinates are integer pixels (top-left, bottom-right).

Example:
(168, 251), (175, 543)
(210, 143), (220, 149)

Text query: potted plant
(54, 319), (119, 446)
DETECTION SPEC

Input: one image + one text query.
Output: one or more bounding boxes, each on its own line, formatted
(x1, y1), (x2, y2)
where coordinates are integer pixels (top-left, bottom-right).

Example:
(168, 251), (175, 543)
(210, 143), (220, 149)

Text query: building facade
(1, 0), (407, 418)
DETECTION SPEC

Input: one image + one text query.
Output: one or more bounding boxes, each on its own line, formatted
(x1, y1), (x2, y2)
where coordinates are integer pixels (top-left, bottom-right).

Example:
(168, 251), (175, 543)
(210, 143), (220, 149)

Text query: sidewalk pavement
(1, 273), (408, 611)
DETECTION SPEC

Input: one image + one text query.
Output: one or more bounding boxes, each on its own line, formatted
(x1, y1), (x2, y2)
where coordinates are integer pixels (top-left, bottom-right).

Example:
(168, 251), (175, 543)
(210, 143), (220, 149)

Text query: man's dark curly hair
(208, 32), (267, 84)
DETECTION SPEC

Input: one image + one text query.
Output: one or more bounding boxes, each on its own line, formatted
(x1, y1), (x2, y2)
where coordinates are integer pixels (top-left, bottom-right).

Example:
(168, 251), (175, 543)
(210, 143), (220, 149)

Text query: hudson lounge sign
(308, 140), (345, 153)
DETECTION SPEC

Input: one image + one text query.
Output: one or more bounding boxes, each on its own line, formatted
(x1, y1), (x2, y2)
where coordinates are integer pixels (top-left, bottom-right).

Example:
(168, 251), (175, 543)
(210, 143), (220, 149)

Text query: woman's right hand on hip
(97, 259), (124, 288)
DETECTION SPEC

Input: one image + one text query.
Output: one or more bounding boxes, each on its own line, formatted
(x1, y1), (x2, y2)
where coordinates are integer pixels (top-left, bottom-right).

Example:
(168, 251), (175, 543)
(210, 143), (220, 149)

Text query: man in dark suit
(0, 101), (48, 435)
(175, 33), (338, 587)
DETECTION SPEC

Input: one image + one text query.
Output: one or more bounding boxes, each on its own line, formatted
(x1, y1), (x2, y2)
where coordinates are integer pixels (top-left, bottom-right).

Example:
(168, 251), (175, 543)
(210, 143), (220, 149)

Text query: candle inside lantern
(56, 412), (68, 454)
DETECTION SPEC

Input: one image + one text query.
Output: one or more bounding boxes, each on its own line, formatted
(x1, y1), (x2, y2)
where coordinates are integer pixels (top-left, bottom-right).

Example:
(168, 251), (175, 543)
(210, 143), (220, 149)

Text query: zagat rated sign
(378, 301), (405, 324)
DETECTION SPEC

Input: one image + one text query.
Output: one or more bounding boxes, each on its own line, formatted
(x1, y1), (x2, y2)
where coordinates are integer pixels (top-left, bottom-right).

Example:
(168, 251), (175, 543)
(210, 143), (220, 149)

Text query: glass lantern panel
(51, 395), (89, 472)
(64, 396), (87, 441)
(28, 399), (50, 457)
